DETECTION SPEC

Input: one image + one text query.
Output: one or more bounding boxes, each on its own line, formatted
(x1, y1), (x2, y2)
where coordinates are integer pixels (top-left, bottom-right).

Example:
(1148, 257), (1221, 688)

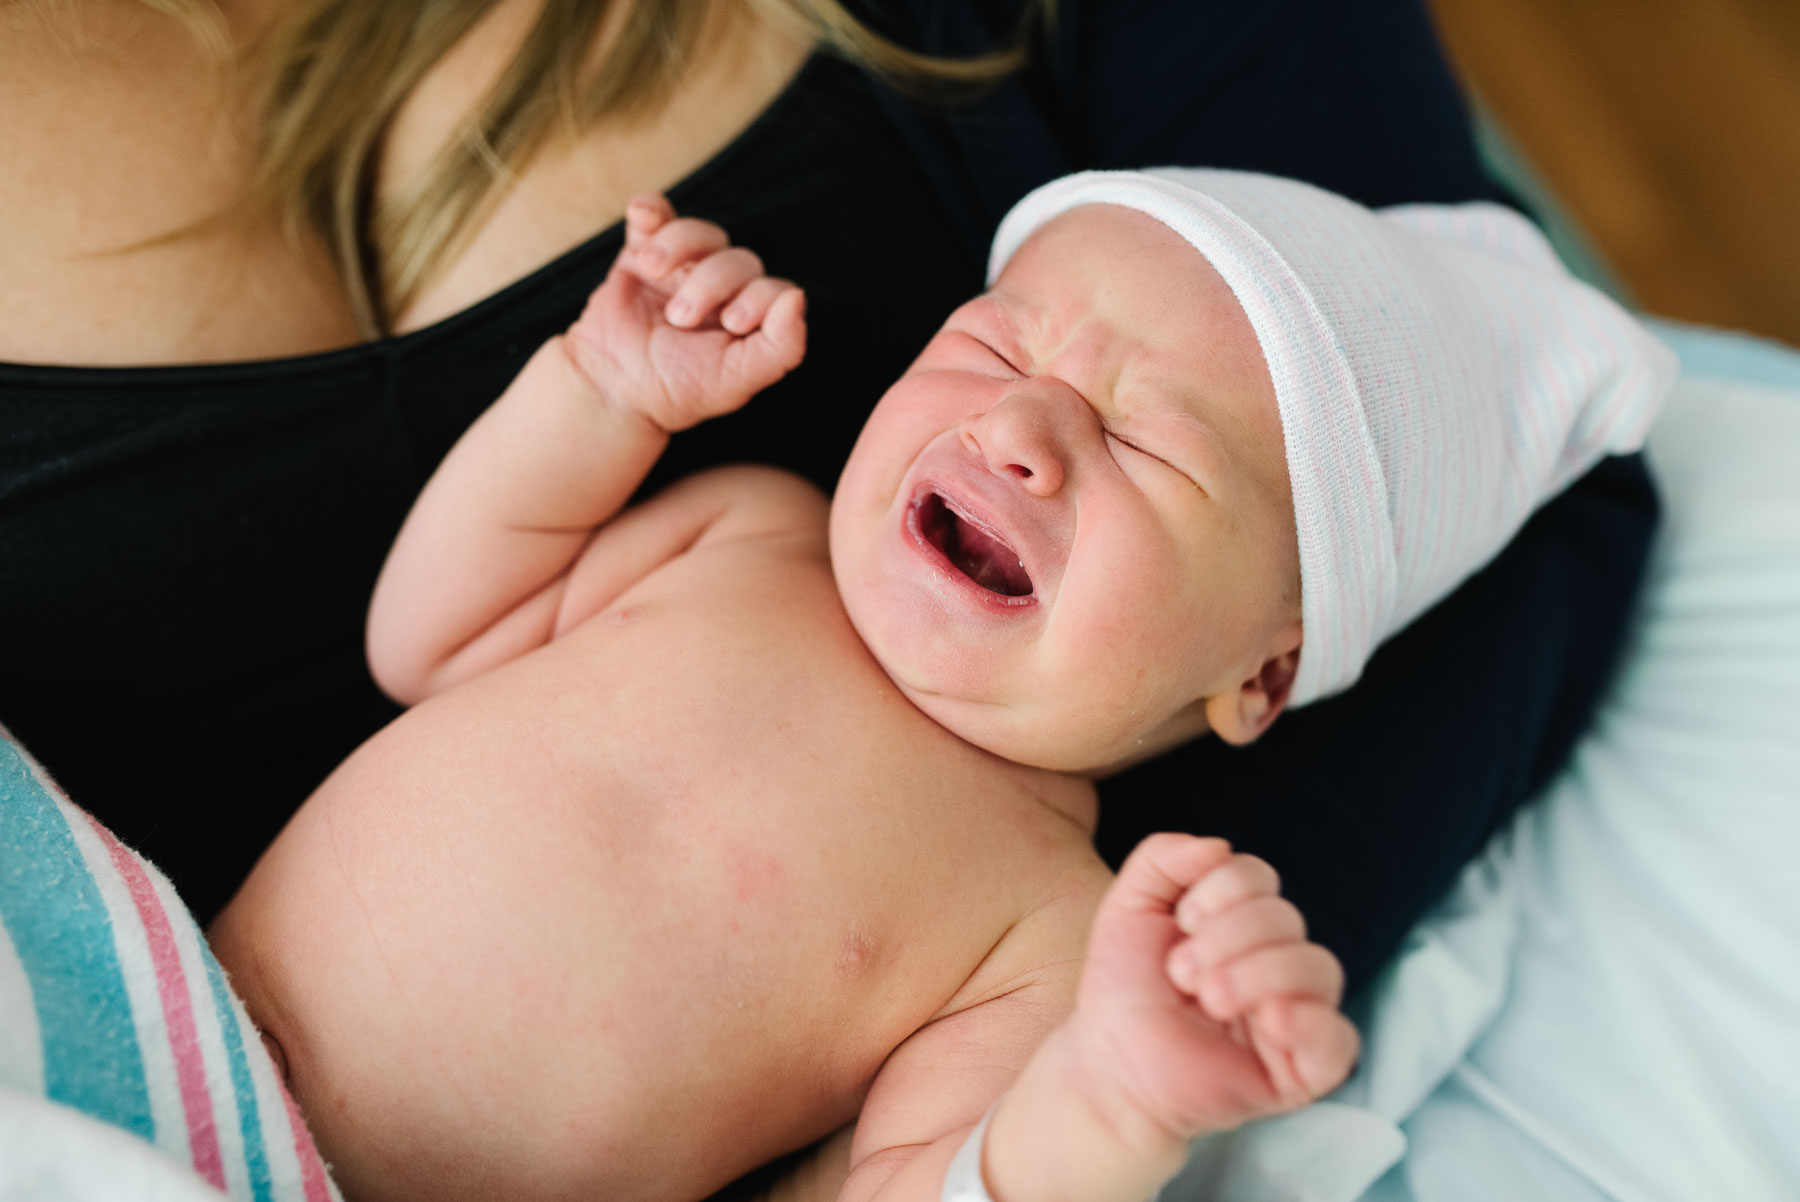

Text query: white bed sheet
(1165, 320), (1800, 1202)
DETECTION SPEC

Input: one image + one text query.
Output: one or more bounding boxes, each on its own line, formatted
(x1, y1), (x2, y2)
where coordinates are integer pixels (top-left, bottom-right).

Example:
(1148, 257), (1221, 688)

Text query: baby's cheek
(1037, 598), (1216, 766)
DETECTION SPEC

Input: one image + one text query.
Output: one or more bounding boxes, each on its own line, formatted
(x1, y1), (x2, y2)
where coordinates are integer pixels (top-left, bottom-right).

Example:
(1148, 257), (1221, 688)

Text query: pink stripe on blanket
(280, 1077), (334, 1202)
(83, 813), (227, 1191)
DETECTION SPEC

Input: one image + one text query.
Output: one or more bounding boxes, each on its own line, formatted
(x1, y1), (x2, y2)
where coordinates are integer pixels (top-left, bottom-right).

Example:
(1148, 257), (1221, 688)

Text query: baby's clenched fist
(1069, 833), (1360, 1142)
(563, 193), (806, 434)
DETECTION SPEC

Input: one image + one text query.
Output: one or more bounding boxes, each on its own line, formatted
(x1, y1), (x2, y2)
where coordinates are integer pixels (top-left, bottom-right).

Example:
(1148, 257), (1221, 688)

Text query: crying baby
(210, 168), (1670, 1202)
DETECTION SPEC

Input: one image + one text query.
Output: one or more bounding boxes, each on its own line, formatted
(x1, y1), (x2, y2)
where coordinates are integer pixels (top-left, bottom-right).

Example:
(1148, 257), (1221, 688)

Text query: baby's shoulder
(676, 464), (830, 546)
(940, 805), (1111, 1020)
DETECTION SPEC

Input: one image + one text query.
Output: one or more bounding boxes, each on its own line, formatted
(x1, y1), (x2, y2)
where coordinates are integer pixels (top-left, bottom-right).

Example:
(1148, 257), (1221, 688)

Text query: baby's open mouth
(916, 491), (1034, 597)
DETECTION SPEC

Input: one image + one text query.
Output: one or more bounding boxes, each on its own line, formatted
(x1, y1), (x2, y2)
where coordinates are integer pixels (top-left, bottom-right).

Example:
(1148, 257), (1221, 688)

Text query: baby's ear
(1205, 630), (1301, 746)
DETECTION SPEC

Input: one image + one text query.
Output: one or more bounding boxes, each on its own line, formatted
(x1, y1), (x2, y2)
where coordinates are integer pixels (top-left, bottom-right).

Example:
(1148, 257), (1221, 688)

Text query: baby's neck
(998, 759), (1100, 838)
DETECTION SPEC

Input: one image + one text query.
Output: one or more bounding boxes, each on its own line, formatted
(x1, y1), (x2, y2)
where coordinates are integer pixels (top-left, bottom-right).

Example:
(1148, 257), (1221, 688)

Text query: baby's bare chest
(373, 546), (1096, 1034)
(327, 545), (1106, 1169)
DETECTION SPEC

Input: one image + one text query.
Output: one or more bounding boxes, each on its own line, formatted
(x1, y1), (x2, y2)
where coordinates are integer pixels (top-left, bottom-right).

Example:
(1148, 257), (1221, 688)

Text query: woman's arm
(366, 196), (805, 703)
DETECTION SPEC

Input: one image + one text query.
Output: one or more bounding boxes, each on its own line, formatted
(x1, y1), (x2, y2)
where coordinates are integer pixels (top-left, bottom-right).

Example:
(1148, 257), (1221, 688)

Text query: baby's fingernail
(1170, 951), (1199, 991)
(667, 299), (693, 323)
(722, 305), (747, 329)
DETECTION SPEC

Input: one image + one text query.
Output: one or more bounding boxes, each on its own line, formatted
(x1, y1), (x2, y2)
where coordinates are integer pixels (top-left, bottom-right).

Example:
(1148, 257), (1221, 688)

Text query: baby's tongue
(948, 515), (1031, 596)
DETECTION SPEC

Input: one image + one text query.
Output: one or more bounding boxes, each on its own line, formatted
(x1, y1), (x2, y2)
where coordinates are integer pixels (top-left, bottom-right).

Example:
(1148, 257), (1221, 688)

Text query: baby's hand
(1071, 834), (1359, 1140)
(566, 194), (806, 433)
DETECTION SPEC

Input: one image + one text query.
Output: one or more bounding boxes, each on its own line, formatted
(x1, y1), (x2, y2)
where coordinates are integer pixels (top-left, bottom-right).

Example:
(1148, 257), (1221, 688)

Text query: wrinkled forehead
(993, 206), (1259, 367)
(993, 203), (1219, 305)
(987, 204), (1285, 460)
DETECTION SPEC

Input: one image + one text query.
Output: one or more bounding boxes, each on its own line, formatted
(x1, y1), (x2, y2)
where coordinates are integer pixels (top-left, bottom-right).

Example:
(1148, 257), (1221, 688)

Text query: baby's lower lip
(905, 488), (1037, 608)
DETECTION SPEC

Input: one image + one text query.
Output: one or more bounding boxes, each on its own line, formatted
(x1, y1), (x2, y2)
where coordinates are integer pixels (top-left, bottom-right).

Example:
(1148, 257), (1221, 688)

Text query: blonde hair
(135, 0), (1046, 335)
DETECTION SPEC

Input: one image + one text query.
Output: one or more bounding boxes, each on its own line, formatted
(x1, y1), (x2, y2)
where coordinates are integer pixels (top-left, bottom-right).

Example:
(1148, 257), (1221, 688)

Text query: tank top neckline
(0, 50), (834, 392)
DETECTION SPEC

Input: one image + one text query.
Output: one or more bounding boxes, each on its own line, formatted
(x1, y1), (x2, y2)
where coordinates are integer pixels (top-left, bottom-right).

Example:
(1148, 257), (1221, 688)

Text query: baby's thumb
(1253, 999), (1360, 1106)
(728, 288), (807, 394)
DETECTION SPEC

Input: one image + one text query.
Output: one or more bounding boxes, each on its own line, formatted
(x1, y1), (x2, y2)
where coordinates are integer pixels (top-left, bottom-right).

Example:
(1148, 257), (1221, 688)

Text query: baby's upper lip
(904, 439), (1069, 599)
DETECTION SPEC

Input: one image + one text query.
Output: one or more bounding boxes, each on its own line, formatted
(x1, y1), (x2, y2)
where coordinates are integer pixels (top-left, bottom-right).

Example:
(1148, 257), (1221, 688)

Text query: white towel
(989, 169), (1676, 705)
(0, 728), (339, 1202)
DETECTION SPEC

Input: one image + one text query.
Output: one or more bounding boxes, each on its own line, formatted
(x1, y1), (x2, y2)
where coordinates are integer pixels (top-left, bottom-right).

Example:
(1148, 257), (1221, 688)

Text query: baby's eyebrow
(1125, 379), (1230, 492)
(974, 290), (1045, 354)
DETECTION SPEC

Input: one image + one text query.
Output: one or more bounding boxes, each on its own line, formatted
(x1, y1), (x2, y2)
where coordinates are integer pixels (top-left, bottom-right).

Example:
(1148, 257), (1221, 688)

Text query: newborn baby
(209, 170), (1671, 1202)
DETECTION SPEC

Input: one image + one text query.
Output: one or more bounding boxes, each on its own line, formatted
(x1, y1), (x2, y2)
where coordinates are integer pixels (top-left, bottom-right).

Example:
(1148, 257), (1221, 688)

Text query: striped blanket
(0, 728), (338, 1201)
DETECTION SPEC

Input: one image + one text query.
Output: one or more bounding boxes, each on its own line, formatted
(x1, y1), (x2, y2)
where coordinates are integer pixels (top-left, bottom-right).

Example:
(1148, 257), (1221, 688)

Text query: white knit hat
(989, 169), (1676, 706)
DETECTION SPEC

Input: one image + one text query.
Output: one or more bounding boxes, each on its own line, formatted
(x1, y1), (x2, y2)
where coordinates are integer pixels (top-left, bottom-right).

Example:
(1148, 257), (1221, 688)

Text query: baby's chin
(889, 676), (1195, 780)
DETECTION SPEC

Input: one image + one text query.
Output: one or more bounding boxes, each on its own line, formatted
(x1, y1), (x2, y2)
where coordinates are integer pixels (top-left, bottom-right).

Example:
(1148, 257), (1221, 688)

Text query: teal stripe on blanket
(0, 738), (155, 1141)
(204, 945), (276, 1202)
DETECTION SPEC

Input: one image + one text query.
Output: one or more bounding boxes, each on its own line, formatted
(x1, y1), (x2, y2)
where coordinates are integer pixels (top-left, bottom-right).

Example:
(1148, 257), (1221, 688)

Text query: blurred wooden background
(1426, 0), (1800, 345)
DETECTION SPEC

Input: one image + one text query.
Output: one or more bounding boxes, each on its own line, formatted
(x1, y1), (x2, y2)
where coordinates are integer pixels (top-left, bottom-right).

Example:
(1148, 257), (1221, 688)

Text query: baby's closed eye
(948, 332), (1024, 379)
(1105, 428), (1206, 495)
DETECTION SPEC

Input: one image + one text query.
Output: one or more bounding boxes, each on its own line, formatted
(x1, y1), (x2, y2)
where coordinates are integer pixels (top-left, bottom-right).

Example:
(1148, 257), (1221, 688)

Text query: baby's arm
(841, 836), (1359, 1202)
(367, 196), (805, 703)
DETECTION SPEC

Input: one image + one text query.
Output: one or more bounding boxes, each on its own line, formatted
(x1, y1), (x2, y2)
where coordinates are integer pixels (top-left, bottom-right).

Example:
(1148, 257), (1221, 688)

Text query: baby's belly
(233, 558), (1097, 1201)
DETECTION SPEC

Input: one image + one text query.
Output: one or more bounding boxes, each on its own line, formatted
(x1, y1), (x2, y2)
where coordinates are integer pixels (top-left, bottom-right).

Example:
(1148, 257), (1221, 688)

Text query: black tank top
(0, 53), (980, 920)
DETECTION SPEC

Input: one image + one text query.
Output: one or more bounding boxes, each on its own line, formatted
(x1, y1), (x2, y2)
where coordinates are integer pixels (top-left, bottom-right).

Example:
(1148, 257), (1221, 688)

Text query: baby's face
(831, 204), (1301, 772)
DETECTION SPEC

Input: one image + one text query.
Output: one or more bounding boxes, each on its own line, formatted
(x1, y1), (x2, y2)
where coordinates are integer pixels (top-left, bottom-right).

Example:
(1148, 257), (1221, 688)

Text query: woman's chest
(381, 0), (815, 332)
(0, 0), (817, 367)
(0, 5), (356, 365)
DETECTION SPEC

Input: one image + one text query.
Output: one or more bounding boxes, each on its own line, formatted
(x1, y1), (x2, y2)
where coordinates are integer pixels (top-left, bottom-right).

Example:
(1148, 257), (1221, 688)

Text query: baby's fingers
(1249, 999), (1360, 1104)
(759, 284), (806, 354)
(1193, 941), (1344, 1023)
(1165, 895), (1305, 994)
(722, 286), (807, 394)
(1108, 834), (1237, 919)
(624, 193), (676, 246)
(1175, 853), (1281, 930)
(631, 216), (730, 283)
(665, 247), (767, 329)
(720, 277), (798, 335)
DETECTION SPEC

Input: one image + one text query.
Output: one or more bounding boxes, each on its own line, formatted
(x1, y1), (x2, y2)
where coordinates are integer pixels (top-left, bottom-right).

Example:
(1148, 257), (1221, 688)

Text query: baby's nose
(958, 381), (1090, 497)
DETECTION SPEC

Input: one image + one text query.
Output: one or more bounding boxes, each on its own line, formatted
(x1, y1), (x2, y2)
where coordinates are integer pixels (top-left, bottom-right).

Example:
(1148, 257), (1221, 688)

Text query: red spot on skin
(836, 930), (876, 979)
(724, 843), (789, 905)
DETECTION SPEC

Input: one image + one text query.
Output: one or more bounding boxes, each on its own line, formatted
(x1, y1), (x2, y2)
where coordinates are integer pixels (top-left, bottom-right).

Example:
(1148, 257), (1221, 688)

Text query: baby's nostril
(1008, 463), (1034, 480)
